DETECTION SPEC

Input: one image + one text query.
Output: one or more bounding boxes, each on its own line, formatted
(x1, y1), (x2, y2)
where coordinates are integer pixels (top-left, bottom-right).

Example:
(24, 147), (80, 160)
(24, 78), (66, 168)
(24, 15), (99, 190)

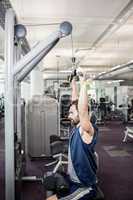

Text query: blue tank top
(68, 124), (98, 187)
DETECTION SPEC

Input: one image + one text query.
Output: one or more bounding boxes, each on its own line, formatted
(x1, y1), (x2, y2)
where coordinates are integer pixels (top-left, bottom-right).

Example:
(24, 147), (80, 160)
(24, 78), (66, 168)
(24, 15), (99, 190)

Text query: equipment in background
(106, 109), (125, 122)
(95, 98), (124, 124)
(60, 94), (71, 137)
(60, 81), (70, 88)
(123, 126), (133, 142)
(90, 98), (96, 111)
(127, 99), (133, 123)
(26, 95), (58, 158)
(60, 94), (71, 119)
(45, 134), (68, 174)
(90, 111), (97, 125)
(99, 97), (106, 122)
(44, 85), (56, 99)
(0, 94), (4, 118)
(94, 99), (106, 125)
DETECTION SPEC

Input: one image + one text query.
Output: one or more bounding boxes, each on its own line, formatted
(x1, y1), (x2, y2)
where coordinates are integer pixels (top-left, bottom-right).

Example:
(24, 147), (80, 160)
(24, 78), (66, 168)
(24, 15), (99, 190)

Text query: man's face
(68, 104), (79, 125)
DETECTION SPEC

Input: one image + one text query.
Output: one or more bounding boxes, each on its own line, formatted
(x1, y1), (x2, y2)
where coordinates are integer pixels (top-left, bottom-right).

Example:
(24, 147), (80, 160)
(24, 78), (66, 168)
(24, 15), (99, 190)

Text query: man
(47, 73), (98, 200)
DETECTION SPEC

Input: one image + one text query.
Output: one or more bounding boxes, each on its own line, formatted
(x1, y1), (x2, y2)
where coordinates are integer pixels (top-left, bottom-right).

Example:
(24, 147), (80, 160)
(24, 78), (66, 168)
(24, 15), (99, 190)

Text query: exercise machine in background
(0, 94), (4, 118)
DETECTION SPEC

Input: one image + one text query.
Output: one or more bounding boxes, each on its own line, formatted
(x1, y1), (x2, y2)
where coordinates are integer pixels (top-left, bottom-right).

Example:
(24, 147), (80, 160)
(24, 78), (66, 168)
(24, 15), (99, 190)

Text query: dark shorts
(58, 173), (97, 200)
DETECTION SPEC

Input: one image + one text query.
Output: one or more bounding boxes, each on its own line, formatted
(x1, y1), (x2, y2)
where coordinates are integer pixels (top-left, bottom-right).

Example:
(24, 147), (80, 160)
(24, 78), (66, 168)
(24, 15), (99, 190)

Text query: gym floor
(1, 118), (133, 200)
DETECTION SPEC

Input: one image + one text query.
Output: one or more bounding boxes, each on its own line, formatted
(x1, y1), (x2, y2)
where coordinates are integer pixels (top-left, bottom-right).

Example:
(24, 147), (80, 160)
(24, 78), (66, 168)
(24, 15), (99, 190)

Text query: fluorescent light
(111, 65), (120, 70)
(107, 80), (124, 84)
(113, 80), (124, 83)
(98, 71), (106, 75)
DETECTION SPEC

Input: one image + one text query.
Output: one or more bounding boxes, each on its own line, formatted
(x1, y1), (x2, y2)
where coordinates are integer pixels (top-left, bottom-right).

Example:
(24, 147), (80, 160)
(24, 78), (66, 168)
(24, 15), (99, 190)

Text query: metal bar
(16, 39), (59, 82)
(16, 84), (22, 140)
(21, 176), (42, 182)
(95, 62), (133, 80)
(18, 40), (59, 82)
(14, 43), (22, 141)
(14, 31), (60, 76)
(14, 43), (22, 137)
(4, 8), (15, 200)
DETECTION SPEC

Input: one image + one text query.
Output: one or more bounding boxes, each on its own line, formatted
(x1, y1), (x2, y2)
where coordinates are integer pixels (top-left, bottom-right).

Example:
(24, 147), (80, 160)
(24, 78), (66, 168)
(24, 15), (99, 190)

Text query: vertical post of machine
(5, 8), (15, 200)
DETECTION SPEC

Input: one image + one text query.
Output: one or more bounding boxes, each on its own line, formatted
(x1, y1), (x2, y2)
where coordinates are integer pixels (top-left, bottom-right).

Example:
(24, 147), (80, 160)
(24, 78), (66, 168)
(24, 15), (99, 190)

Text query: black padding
(50, 135), (61, 143)
(44, 172), (69, 198)
(50, 141), (63, 155)
(50, 134), (69, 155)
(43, 174), (56, 191)
(55, 173), (69, 197)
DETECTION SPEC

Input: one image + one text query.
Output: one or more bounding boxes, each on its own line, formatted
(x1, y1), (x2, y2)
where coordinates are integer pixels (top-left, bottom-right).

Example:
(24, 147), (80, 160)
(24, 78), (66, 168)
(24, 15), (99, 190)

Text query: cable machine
(4, 8), (72, 200)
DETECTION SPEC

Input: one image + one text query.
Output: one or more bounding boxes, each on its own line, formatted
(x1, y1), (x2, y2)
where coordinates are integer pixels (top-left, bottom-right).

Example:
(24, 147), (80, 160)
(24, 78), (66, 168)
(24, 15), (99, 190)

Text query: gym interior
(0, 0), (133, 200)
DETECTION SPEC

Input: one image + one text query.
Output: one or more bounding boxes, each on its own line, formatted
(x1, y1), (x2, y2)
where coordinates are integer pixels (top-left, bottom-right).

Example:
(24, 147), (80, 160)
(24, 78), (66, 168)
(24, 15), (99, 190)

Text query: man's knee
(46, 195), (58, 200)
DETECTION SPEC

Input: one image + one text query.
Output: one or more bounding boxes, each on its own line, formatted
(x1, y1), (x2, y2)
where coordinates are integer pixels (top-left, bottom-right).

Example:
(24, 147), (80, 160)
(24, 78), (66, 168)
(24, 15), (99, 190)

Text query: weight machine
(4, 8), (72, 200)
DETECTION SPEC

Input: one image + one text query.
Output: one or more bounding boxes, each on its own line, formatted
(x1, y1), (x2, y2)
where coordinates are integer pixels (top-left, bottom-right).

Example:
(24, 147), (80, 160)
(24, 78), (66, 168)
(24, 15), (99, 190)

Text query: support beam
(14, 21), (72, 78)
(14, 32), (60, 76)
(16, 39), (59, 82)
(4, 8), (15, 200)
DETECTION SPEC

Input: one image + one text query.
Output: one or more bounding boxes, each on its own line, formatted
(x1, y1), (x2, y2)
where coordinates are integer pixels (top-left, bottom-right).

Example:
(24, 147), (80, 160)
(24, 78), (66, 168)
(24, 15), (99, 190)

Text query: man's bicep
(79, 114), (94, 135)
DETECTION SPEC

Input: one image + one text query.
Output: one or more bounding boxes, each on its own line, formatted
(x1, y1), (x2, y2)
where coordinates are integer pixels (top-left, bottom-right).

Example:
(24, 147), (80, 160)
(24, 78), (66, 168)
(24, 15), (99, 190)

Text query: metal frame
(5, 8), (72, 200)
(5, 8), (15, 200)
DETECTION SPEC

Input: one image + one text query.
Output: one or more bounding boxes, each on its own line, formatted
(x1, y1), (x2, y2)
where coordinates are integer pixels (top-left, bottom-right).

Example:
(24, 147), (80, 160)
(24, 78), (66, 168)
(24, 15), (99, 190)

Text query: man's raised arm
(78, 76), (94, 136)
(71, 78), (78, 102)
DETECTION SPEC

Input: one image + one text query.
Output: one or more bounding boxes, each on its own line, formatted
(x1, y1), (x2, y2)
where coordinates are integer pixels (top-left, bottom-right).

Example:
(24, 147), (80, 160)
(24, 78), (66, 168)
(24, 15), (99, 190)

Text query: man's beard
(71, 119), (79, 126)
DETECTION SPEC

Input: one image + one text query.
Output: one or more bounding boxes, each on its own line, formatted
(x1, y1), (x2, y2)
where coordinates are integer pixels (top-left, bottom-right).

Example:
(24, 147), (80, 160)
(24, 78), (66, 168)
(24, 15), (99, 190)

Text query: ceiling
(1, 0), (133, 80)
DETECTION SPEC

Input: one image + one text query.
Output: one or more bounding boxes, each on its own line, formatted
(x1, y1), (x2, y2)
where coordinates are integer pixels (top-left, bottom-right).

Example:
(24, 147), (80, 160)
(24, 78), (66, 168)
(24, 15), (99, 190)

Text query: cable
(71, 33), (74, 59)
(56, 56), (60, 136)
(71, 33), (77, 70)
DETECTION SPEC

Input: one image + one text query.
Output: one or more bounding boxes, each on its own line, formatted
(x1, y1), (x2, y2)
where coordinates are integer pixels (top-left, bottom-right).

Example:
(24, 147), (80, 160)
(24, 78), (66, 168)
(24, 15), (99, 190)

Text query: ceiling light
(107, 81), (112, 84)
(114, 80), (124, 82)
(98, 71), (106, 75)
(111, 65), (120, 70)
